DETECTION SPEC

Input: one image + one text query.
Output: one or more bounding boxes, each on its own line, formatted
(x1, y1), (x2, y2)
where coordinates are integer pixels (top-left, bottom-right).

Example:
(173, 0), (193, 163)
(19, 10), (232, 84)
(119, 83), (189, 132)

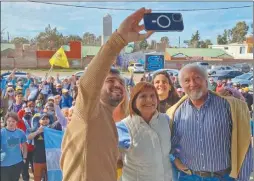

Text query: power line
(27, 1), (252, 12)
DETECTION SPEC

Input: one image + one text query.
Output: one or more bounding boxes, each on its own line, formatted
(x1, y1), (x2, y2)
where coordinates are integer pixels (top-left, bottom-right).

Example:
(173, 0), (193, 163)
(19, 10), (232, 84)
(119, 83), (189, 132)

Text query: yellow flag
(49, 47), (69, 68)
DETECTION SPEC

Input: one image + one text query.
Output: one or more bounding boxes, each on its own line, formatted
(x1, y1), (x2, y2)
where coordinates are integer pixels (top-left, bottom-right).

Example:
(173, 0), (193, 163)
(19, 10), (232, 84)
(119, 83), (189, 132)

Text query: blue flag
(44, 127), (64, 181)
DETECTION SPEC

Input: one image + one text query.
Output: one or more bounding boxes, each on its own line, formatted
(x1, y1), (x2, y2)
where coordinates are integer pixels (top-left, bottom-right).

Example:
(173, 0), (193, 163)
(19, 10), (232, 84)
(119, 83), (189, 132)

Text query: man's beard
(188, 90), (203, 101)
(108, 94), (123, 107)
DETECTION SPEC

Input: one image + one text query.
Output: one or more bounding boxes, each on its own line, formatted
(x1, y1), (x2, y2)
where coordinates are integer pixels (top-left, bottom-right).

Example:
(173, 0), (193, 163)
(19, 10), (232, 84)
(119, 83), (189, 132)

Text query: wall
(210, 44), (253, 59)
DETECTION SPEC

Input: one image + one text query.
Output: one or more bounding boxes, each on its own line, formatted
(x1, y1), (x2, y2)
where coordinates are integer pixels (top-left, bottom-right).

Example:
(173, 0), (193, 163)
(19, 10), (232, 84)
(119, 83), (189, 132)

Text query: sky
(1, 1), (253, 47)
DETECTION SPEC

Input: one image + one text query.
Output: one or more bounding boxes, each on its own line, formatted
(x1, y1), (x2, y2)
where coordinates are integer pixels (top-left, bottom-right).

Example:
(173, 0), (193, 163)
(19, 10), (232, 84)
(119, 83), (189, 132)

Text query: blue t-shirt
(1, 128), (27, 166)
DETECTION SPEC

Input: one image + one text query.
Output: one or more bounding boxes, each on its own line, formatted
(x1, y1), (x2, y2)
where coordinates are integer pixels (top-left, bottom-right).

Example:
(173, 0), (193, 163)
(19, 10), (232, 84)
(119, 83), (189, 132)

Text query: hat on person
(129, 82), (159, 117)
(40, 113), (49, 120)
(47, 96), (54, 101)
(7, 82), (13, 87)
(16, 86), (23, 91)
(17, 77), (23, 81)
(62, 89), (68, 93)
(242, 87), (249, 92)
(24, 108), (32, 113)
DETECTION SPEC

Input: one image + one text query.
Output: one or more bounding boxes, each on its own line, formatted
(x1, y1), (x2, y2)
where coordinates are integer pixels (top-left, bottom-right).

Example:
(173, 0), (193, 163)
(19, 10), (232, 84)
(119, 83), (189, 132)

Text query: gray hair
(178, 63), (208, 87)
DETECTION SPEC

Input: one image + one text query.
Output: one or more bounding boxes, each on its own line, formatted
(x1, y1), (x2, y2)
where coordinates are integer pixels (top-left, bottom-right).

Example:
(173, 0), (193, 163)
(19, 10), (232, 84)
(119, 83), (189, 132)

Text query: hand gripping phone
(144, 13), (184, 32)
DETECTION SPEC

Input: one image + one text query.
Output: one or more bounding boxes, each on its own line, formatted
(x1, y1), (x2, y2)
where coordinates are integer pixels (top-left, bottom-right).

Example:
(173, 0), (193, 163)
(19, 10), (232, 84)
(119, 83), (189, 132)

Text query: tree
(204, 39), (213, 47)
(230, 21), (249, 43)
(217, 29), (230, 45)
(149, 40), (157, 49)
(95, 36), (102, 46)
(160, 36), (169, 47)
(65, 35), (82, 43)
(139, 40), (149, 50)
(189, 31), (200, 48)
(11, 37), (30, 45)
(35, 24), (64, 50)
(82, 32), (96, 45)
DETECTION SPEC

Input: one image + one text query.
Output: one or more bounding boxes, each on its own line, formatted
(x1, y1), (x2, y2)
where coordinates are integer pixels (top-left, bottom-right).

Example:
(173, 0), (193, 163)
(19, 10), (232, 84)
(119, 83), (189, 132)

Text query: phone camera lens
(157, 15), (171, 28)
(172, 13), (182, 22)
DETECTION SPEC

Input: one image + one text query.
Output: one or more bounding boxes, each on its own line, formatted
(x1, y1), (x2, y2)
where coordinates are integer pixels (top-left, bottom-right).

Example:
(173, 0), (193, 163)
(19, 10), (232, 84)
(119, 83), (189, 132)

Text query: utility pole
(178, 36), (180, 48)
(7, 32), (10, 43)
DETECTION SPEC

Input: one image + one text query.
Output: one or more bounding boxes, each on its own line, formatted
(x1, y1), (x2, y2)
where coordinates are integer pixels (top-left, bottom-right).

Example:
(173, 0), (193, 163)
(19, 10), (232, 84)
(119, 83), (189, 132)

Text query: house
(164, 48), (233, 61)
(208, 36), (253, 59)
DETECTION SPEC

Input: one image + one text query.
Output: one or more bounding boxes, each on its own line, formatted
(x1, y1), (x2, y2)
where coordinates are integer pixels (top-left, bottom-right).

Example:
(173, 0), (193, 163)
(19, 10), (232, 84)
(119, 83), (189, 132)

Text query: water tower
(102, 14), (112, 45)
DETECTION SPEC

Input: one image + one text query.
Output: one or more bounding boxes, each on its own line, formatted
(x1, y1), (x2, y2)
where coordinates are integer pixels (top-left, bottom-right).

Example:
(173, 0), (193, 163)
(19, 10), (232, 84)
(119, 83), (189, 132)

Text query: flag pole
(44, 65), (54, 81)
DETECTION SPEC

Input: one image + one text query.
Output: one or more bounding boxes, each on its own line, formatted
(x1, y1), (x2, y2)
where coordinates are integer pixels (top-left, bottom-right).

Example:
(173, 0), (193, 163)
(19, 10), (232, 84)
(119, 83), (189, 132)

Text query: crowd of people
(1, 7), (254, 181)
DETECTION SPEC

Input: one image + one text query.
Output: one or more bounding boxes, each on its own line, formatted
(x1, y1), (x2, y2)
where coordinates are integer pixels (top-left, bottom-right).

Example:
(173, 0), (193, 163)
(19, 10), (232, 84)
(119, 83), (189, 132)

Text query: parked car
(150, 68), (179, 78)
(128, 63), (145, 73)
(195, 62), (209, 70)
(209, 70), (243, 81)
(232, 73), (253, 87)
(232, 63), (251, 73)
(207, 66), (237, 75)
(74, 71), (84, 80)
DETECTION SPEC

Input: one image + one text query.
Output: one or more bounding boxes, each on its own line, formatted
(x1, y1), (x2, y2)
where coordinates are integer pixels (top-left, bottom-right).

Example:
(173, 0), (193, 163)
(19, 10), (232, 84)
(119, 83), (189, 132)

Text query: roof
(1, 43), (15, 51)
(82, 46), (100, 57)
(165, 48), (233, 58)
(62, 45), (101, 57)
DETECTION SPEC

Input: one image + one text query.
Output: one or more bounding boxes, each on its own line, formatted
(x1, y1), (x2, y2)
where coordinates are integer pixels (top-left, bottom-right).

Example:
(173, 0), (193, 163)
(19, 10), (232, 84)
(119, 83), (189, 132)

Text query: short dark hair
(109, 67), (120, 75)
(4, 112), (19, 123)
(15, 91), (23, 97)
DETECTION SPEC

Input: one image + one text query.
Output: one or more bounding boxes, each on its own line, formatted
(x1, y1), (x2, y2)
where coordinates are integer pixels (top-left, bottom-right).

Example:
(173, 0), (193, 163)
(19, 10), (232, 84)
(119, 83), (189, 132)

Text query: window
(240, 47), (246, 54)
(224, 47), (228, 50)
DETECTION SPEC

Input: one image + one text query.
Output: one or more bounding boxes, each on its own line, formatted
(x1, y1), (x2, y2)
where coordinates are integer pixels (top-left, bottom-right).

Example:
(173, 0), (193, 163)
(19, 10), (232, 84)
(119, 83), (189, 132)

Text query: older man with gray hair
(167, 63), (253, 181)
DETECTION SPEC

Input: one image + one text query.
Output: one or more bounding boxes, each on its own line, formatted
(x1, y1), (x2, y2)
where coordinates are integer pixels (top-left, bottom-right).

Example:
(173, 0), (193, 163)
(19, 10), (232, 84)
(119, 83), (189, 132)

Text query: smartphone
(144, 13), (184, 32)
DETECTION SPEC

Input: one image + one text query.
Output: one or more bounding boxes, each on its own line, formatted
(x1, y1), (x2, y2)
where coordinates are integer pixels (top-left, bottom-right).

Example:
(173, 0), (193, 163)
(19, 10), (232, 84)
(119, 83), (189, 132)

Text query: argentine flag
(44, 127), (64, 181)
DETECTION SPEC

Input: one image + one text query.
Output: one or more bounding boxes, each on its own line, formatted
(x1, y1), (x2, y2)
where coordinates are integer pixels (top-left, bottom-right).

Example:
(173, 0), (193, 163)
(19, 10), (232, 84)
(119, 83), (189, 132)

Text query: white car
(150, 69), (179, 77)
(128, 63), (145, 73)
(207, 66), (237, 75)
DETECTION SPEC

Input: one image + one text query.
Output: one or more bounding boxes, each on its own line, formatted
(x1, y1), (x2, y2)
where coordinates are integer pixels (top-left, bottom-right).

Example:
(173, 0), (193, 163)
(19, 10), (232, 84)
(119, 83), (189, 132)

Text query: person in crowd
(55, 83), (63, 96)
(60, 89), (73, 109)
(176, 88), (185, 98)
(34, 99), (44, 114)
(8, 91), (24, 113)
(218, 86), (254, 146)
(27, 80), (39, 101)
(2, 87), (15, 116)
(40, 80), (50, 99)
(28, 113), (60, 181)
(17, 108), (35, 181)
(226, 78), (233, 87)
(126, 72), (135, 93)
(60, 7), (154, 181)
(152, 71), (180, 181)
(208, 78), (217, 92)
(167, 63), (253, 181)
(242, 87), (253, 112)
(116, 82), (172, 181)
(152, 71), (180, 113)
(47, 76), (57, 96)
(216, 80), (224, 92)
(1, 75), (7, 98)
(1, 112), (28, 181)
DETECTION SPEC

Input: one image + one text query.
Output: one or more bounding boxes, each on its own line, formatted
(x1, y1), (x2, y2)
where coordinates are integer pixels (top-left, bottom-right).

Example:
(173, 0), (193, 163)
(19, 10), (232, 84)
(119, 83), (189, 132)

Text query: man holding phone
(60, 8), (153, 181)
